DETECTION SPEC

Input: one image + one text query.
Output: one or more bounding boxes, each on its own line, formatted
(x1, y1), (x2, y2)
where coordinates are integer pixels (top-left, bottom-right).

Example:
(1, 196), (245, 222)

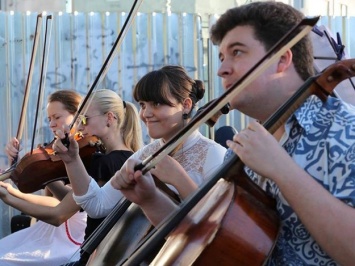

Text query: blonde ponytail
(121, 101), (143, 152)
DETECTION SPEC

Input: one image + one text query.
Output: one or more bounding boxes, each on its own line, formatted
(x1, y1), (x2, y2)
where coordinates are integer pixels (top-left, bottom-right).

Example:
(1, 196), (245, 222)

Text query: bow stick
(134, 16), (320, 174)
(122, 16), (320, 265)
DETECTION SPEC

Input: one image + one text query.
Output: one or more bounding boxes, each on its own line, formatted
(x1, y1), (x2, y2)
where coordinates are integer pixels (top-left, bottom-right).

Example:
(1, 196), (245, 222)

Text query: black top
(82, 150), (133, 258)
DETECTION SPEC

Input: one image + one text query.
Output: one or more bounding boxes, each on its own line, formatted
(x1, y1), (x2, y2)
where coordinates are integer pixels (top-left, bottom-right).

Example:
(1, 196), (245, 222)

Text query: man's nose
(217, 60), (233, 77)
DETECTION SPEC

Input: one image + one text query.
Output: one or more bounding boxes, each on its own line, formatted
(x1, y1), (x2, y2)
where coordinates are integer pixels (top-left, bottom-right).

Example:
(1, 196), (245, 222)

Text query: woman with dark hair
(114, 2), (355, 265)
(52, 65), (226, 221)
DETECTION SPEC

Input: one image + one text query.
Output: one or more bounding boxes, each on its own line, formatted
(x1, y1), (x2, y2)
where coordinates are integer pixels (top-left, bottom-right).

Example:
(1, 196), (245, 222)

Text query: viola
(0, 134), (103, 193)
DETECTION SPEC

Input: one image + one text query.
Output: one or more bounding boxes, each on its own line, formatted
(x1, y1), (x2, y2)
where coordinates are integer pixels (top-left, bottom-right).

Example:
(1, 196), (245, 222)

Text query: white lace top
(73, 130), (226, 218)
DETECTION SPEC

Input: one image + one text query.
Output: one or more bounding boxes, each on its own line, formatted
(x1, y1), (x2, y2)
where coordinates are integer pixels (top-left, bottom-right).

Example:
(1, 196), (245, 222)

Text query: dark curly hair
(210, 1), (314, 81)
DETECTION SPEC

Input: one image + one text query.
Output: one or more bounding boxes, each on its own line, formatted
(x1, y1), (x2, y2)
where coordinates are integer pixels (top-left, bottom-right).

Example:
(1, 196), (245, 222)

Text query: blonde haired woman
(0, 89), (142, 265)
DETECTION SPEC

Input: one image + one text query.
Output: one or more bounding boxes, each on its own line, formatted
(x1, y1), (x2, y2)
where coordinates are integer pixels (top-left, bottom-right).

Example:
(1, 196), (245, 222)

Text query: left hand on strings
(52, 127), (80, 164)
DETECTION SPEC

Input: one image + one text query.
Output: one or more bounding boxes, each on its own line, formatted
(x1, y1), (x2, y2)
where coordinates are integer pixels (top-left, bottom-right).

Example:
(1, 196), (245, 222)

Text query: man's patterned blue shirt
(226, 95), (355, 265)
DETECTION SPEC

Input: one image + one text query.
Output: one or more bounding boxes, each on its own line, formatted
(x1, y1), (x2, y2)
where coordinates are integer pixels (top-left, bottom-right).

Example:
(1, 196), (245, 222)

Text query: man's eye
(233, 49), (242, 56)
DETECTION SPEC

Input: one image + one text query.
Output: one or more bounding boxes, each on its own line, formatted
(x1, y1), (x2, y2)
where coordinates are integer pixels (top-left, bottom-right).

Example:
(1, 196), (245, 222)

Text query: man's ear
(277, 49), (293, 73)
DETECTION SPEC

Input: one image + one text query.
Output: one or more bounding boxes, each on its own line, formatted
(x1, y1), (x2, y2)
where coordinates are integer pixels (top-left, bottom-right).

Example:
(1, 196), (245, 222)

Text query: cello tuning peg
(335, 32), (345, 60)
(336, 32), (343, 46)
(312, 25), (324, 37)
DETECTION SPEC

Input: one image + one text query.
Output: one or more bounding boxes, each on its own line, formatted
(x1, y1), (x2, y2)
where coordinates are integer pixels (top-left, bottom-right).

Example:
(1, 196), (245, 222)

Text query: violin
(0, 134), (104, 193)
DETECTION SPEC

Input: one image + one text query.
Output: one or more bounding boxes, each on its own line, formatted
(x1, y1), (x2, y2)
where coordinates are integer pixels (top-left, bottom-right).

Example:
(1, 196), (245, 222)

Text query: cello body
(151, 170), (279, 266)
(87, 203), (152, 266)
(148, 59), (355, 265)
(85, 178), (181, 265)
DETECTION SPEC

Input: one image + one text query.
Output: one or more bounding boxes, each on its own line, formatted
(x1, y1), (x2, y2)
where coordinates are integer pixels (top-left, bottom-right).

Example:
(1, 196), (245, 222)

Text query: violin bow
(62, 1), (144, 264)
(68, 0), (143, 133)
(30, 14), (53, 154)
(11, 14), (43, 165)
(122, 16), (320, 265)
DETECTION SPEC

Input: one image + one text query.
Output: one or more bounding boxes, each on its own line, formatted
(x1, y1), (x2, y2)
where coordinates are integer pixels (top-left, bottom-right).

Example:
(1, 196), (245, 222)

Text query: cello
(115, 16), (355, 265)
(145, 58), (355, 265)
(121, 59), (355, 265)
